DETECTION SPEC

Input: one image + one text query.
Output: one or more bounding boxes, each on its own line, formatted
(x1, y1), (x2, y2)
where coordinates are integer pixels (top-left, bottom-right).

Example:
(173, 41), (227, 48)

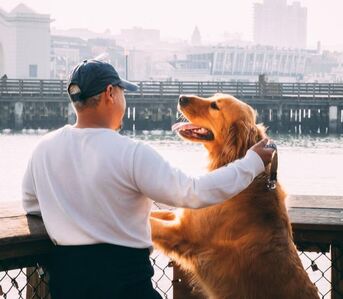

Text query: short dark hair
(69, 84), (101, 111)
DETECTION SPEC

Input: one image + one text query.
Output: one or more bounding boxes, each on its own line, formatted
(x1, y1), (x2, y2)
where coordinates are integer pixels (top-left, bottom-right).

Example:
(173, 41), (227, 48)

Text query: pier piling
(14, 102), (24, 130)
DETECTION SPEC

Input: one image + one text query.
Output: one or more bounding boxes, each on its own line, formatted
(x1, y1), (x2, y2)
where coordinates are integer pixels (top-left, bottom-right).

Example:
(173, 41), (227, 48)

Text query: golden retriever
(150, 94), (319, 299)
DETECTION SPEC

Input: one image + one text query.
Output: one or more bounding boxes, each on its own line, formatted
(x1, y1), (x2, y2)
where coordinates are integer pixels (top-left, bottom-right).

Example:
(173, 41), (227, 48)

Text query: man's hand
(250, 138), (275, 166)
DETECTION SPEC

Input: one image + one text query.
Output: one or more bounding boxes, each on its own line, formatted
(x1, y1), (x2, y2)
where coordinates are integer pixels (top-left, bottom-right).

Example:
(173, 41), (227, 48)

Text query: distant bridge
(0, 79), (343, 133)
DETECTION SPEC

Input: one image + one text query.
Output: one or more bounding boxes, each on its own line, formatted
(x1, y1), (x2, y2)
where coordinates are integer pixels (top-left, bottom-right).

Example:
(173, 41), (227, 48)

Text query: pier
(0, 195), (342, 298)
(0, 79), (343, 133)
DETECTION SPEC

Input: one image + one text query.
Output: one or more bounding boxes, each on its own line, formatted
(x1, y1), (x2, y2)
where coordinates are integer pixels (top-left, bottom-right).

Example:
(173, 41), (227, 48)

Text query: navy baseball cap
(67, 59), (138, 102)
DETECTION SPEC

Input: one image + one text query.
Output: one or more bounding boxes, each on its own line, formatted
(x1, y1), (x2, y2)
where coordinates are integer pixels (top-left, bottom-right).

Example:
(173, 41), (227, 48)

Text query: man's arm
(22, 157), (41, 216)
(131, 141), (267, 209)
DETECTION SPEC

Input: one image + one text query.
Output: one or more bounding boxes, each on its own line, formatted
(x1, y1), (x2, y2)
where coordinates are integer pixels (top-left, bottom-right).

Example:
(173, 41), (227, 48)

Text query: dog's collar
(265, 143), (278, 191)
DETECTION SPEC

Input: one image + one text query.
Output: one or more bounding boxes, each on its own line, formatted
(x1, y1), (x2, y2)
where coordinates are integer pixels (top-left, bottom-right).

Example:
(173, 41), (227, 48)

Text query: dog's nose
(179, 95), (190, 106)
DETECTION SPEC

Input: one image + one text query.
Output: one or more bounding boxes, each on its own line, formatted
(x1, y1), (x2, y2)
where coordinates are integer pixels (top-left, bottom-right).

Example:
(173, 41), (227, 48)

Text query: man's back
(22, 125), (153, 247)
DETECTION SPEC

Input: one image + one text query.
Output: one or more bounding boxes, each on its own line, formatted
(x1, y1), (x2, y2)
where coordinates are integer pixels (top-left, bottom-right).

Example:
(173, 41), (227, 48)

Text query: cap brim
(118, 79), (138, 92)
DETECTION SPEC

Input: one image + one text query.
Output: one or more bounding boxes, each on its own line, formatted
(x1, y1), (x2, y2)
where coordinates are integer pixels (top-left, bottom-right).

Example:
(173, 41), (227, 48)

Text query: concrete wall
(15, 21), (51, 78)
(0, 10), (16, 77)
(0, 5), (51, 79)
(0, 43), (4, 75)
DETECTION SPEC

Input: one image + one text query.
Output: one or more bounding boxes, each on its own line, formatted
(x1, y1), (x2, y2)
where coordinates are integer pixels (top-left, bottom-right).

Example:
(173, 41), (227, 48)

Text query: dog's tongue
(172, 122), (198, 132)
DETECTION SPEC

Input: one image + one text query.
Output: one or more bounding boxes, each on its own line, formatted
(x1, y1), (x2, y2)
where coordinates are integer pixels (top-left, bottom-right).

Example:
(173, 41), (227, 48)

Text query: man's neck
(74, 111), (111, 129)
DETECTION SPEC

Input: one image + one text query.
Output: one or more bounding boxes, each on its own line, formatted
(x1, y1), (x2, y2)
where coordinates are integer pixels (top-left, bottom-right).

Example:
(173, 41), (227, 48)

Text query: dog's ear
(243, 122), (268, 149)
(234, 121), (257, 158)
(256, 123), (267, 140)
(221, 121), (266, 163)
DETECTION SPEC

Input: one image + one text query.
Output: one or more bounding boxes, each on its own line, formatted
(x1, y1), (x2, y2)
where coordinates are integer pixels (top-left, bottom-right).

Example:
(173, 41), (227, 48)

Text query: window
(29, 64), (38, 78)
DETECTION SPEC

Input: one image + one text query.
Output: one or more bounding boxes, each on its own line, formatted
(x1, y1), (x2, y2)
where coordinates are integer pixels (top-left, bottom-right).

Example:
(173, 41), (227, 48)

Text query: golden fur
(150, 94), (319, 299)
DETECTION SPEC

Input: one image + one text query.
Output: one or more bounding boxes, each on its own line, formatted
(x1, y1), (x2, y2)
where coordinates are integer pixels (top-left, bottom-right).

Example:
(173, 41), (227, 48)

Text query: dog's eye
(210, 101), (220, 110)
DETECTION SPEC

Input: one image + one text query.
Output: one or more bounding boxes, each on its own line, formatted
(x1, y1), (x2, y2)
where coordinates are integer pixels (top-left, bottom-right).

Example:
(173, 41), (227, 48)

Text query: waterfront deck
(0, 195), (342, 298)
(0, 79), (343, 133)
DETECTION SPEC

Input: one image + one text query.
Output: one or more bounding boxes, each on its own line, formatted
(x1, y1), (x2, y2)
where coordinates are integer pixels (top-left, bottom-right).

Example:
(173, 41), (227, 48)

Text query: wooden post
(329, 106), (339, 134)
(160, 82), (163, 97)
(26, 267), (51, 299)
(14, 102), (24, 130)
(39, 80), (43, 96)
(19, 80), (23, 95)
(277, 104), (283, 132)
(140, 82), (143, 97)
(332, 243), (343, 299)
(297, 83), (300, 98)
(169, 105), (176, 124)
(258, 74), (266, 98)
(60, 80), (64, 96)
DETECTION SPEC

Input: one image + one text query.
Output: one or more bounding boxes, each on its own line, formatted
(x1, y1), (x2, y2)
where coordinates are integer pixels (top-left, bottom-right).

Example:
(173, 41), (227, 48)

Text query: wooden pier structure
(0, 79), (343, 134)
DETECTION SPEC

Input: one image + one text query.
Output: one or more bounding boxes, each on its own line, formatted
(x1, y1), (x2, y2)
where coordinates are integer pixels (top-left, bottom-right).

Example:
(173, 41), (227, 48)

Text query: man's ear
(104, 85), (115, 103)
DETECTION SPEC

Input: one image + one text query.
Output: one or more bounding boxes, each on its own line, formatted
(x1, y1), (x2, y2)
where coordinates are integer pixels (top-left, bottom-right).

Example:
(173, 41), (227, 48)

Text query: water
(1, 130), (343, 201)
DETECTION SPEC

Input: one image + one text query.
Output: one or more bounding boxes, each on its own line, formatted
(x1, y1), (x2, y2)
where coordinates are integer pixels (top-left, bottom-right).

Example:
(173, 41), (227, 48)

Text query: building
(253, 0), (307, 49)
(50, 36), (127, 79)
(51, 36), (89, 79)
(170, 46), (310, 82)
(0, 4), (51, 78)
(191, 26), (202, 46)
(304, 51), (343, 83)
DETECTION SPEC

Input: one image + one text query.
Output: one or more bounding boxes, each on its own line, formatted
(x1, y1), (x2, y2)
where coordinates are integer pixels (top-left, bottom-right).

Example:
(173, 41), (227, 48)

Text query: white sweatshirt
(22, 125), (264, 248)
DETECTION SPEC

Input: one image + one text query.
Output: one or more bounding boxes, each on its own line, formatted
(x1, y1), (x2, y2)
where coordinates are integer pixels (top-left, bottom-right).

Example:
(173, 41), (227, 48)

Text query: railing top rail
(1, 80), (343, 98)
(1, 195), (343, 248)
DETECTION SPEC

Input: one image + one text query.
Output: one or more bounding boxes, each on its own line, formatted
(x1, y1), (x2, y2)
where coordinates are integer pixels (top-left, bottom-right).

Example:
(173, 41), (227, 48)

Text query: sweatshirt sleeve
(132, 143), (265, 208)
(21, 156), (41, 216)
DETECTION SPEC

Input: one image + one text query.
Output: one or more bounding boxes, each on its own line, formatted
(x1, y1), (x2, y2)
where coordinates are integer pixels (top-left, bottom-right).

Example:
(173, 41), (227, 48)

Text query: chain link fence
(0, 265), (49, 299)
(0, 251), (343, 299)
(1, 248), (342, 298)
(1, 200), (342, 299)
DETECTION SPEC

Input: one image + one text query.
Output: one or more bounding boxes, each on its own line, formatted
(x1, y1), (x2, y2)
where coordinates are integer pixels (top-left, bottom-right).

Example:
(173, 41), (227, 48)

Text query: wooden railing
(1, 79), (343, 98)
(1, 195), (343, 298)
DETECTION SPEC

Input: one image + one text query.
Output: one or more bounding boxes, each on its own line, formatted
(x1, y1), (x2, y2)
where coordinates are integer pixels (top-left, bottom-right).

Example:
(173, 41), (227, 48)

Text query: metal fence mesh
(0, 249), (341, 299)
(0, 266), (49, 299)
(300, 251), (332, 298)
(151, 252), (173, 299)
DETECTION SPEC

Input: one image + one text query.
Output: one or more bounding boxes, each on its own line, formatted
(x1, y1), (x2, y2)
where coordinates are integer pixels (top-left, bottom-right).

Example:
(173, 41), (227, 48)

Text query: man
(1, 74), (7, 94)
(22, 59), (274, 299)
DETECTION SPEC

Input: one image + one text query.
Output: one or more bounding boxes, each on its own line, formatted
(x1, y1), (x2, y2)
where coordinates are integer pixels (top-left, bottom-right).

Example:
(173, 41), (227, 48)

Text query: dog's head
(173, 94), (266, 170)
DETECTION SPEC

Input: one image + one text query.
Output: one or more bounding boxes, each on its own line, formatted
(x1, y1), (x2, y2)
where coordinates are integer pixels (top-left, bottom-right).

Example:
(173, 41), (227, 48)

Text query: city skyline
(1, 0), (343, 51)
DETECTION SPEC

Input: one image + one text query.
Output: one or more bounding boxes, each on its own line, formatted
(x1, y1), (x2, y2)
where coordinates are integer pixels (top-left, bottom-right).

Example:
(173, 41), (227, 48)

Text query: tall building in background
(0, 4), (51, 78)
(191, 26), (202, 46)
(254, 0), (307, 49)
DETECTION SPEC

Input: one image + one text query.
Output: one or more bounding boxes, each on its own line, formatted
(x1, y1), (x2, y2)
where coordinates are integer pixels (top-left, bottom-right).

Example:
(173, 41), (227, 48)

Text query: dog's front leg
(150, 210), (176, 220)
(150, 216), (193, 261)
(150, 217), (181, 252)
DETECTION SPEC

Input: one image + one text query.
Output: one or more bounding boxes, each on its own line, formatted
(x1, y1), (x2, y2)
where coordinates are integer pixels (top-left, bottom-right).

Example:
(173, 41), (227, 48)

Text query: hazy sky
(1, 0), (343, 50)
